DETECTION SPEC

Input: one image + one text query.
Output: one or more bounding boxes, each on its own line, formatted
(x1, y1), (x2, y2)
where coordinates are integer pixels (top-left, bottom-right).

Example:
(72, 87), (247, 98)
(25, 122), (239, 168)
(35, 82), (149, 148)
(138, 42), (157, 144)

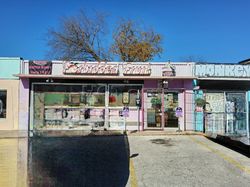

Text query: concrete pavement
(0, 134), (250, 186)
(127, 135), (250, 187)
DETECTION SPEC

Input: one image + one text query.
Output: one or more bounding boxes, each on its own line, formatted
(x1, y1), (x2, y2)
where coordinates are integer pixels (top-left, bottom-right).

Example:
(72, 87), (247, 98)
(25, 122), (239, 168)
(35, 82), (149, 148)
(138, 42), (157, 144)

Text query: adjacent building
(194, 63), (250, 144)
(0, 57), (22, 134)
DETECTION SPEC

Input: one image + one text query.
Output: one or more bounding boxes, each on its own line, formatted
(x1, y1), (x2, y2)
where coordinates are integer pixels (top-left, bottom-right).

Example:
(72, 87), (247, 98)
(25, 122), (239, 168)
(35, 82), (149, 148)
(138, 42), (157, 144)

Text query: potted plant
(195, 98), (206, 112)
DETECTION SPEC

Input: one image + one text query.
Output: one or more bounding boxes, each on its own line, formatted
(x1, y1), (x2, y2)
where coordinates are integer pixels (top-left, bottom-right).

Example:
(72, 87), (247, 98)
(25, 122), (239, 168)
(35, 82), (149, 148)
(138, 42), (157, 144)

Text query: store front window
(225, 93), (246, 133)
(0, 90), (7, 118)
(204, 91), (247, 135)
(205, 92), (225, 133)
(108, 84), (142, 129)
(33, 84), (106, 130)
(109, 85), (142, 107)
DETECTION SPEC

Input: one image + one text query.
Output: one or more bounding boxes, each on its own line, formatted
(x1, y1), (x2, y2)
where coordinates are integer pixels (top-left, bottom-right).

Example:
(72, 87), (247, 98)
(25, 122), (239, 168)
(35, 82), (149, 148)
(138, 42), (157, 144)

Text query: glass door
(164, 92), (178, 128)
(146, 90), (163, 128)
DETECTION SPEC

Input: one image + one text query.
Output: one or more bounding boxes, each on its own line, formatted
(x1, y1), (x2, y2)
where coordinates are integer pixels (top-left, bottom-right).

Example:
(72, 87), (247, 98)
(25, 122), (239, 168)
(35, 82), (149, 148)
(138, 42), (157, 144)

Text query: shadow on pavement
(28, 135), (130, 187)
(207, 136), (250, 158)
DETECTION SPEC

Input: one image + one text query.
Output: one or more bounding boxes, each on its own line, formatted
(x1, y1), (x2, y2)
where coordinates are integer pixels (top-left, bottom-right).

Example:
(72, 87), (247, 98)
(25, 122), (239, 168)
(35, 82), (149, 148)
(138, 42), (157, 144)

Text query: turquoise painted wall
(0, 57), (21, 79)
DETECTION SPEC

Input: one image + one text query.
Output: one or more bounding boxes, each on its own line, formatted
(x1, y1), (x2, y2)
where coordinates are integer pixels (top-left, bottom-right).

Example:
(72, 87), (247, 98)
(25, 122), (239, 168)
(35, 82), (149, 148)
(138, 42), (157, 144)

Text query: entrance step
(127, 130), (204, 136)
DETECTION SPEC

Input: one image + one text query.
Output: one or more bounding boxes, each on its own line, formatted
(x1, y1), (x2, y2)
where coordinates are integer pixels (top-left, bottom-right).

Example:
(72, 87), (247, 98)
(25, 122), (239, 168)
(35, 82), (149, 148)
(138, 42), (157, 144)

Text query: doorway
(164, 92), (179, 128)
(143, 89), (180, 129)
(144, 89), (163, 129)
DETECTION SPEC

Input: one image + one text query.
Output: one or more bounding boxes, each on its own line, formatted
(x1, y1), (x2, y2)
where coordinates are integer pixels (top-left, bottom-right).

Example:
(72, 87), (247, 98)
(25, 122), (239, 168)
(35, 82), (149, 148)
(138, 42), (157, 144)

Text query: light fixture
(45, 78), (54, 83)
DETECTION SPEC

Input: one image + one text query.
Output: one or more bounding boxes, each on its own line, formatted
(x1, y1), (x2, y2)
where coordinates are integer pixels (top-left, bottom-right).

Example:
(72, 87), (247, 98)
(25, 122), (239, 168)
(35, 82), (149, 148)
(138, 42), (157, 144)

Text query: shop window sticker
(122, 92), (130, 104)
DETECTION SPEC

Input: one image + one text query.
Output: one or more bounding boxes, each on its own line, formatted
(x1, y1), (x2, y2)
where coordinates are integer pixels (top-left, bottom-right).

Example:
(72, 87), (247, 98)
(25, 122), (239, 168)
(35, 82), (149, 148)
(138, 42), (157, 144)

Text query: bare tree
(111, 19), (163, 62)
(47, 10), (111, 61)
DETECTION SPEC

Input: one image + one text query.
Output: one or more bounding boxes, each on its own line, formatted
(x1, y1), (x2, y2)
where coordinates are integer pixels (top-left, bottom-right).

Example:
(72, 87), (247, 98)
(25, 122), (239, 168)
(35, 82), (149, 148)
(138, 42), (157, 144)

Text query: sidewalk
(0, 130), (28, 138)
(127, 130), (204, 136)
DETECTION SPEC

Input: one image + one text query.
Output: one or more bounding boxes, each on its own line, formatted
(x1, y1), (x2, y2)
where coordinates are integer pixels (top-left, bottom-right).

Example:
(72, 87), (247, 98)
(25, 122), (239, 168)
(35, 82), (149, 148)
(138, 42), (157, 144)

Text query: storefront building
(16, 60), (195, 135)
(0, 57), (22, 133)
(194, 63), (250, 144)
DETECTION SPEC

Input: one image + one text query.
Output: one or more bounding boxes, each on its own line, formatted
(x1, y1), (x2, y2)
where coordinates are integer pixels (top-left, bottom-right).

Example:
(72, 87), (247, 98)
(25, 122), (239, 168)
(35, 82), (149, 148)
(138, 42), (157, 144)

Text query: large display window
(33, 84), (106, 130)
(32, 83), (142, 130)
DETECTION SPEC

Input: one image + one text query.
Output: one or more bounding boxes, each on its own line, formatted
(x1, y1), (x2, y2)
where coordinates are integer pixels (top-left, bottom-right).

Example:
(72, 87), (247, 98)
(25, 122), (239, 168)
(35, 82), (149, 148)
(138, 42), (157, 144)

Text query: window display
(204, 92), (247, 135)
(33, 84), (106, 130)
(109, 85), (142, 107)
(205, 92), (225, 133)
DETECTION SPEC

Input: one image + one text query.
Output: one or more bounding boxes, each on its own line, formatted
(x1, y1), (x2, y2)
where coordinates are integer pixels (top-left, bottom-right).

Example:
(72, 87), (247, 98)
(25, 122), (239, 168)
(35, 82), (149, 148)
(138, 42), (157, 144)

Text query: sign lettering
(195, 64), (250, 78)
(63, 62), (118, 75)
(123, 63), (151, 75)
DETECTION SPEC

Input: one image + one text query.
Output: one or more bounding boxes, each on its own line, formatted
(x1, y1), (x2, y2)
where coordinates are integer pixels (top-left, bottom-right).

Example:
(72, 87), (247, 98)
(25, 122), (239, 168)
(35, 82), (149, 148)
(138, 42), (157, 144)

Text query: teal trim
(195, 90), (204, 132)
(0, 57), (21, 79)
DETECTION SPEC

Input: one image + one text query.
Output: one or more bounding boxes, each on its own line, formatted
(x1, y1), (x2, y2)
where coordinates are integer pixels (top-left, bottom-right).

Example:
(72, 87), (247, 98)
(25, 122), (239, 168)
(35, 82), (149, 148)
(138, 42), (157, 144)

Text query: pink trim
(161, 88), (164, 129)
(141, 88), (145, 131)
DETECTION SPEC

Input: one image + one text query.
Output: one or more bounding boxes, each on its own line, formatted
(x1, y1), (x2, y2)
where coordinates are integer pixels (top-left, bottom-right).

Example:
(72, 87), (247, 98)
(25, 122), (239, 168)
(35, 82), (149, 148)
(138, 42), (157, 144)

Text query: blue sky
(0, 0), (249, 63)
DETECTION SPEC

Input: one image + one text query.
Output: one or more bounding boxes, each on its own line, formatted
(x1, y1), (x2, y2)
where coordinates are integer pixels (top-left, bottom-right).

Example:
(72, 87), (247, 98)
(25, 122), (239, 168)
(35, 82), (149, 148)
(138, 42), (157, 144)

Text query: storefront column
(247, 91), (250, 139)
(19, 78), (29, 134)
(105, 87), (109, 130)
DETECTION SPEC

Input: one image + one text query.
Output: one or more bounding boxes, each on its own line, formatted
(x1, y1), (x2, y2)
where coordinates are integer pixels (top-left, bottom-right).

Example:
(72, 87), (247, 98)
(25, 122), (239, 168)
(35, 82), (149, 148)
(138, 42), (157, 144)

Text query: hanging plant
(195, 98), (206, 107)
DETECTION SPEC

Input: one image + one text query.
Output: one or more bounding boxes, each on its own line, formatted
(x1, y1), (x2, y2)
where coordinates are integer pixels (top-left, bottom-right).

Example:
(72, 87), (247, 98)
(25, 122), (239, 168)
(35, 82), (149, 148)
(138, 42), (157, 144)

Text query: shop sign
(29, 61), (52, 74)
(162, 63), (176, 76)
(123, 63), (151, 76)
(195, 64), (250, 78)
(63, 62), (119, 75)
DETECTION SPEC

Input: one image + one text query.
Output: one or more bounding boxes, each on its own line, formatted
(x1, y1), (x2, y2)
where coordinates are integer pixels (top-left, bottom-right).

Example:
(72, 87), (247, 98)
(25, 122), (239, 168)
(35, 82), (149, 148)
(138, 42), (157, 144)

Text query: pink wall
(168, 80), (193, 89)
(19, 79), (29, 130)
(143, 79), (194, 131)
(144, 80), (158, 88)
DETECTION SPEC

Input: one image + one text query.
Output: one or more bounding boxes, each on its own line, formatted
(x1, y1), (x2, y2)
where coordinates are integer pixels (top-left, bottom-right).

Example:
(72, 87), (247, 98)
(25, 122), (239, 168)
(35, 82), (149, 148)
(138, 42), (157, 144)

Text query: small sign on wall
(122, 106), (129, 117)
(29, 61), (52, 74)
(175, 107), (183, 117)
